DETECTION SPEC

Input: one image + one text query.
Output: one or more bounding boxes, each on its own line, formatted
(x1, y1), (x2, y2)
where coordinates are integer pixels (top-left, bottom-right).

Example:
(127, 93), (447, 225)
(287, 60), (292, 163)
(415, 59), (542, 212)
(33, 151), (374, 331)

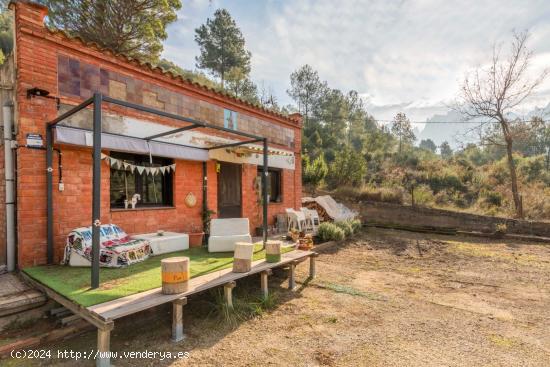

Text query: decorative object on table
(233, 242), (254, 273)
(184, 192), (197, 208)
(265, 240), (282, 263)
(62, 224), (151, 267)
(133, 232), (189, 255)
(161, 257), (190, 294)
(298, 234), (314, 250)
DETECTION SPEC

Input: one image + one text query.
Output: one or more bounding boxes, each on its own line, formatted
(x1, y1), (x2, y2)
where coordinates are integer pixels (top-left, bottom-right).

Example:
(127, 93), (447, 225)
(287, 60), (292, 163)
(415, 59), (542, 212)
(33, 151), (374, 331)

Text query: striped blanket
(63, 224), (151, 267)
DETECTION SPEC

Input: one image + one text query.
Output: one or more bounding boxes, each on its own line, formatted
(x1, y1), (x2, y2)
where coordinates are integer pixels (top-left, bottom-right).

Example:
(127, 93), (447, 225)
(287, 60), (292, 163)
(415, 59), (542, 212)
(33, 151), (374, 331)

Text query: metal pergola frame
(46, 93), (269, 289)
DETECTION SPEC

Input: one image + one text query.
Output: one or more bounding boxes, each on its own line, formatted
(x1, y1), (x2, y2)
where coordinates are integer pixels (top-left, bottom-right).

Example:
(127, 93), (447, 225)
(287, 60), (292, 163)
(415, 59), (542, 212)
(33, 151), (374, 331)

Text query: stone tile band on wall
(58, 55), (295, 149)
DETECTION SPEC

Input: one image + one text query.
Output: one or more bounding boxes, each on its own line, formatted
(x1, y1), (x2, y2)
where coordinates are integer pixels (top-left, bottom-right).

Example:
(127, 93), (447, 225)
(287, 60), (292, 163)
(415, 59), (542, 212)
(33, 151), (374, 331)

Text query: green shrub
(357, 186), (404, 204)
(317, 222), (345, 242)
(349, 219), (362, 233)
(426, 171), (465, 193)
(481, 190), (503, 207)
(434, 190), (450, 205)
(335, 221), (353, 237)
(333, 185), (404, 205)
(333, 186), (361, 199)
(326, 147), (367, 188)
(412, 184), (434, 205)
(303, 154), (328, 188)
(357, 187), (381, 202)
(379, 187), (404, 204)
(518, 155), (547, 182)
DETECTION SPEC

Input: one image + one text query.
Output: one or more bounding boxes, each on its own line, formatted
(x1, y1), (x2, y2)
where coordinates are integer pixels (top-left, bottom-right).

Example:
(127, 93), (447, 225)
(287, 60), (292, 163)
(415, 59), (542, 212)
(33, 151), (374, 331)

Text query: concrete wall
(359, 201), (550, 237)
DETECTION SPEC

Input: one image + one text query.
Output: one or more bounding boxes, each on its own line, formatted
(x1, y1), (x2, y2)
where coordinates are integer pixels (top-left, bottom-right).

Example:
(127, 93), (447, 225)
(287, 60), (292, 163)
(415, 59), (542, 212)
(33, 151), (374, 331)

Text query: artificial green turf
(23, 244), (292, 307)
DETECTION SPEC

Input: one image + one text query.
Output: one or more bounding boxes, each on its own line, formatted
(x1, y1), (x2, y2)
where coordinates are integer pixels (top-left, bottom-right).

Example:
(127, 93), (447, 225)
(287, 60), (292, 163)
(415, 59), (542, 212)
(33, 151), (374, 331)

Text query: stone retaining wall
(357, 201), (550, 237)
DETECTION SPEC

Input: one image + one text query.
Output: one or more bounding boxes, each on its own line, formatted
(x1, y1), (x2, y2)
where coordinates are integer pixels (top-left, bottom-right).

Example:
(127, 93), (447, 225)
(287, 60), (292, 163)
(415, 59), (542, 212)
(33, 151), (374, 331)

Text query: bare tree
(456, 31), (549, 218)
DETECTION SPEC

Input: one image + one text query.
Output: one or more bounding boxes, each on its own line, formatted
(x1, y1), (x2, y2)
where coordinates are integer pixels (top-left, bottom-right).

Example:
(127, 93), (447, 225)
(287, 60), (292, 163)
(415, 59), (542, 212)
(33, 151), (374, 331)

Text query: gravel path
(7, 228), (550, 366)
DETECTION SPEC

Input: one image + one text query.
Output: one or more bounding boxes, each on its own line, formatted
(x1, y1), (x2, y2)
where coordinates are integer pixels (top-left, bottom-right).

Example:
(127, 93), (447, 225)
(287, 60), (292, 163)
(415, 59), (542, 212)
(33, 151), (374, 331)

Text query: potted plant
(201, 208), (216, 246)
(288, 228), (300, 242)
(188, 223), (204, 248)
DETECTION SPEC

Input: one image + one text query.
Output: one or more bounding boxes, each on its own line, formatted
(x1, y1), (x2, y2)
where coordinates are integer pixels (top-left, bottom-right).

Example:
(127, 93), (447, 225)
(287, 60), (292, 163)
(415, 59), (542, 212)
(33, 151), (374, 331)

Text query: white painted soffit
(55, 114), (295, 168)
(208, 149), (295, 170)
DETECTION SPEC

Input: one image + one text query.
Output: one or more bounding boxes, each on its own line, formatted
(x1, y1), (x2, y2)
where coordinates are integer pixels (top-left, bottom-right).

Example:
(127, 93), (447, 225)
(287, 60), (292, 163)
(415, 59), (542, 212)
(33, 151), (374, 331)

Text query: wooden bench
(25, 250), (318, 367)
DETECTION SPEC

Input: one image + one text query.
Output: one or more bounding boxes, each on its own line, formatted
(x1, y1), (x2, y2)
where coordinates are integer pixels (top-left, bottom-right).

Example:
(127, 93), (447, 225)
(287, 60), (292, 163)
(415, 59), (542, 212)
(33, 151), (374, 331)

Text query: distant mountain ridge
(418, 103), (550, 149)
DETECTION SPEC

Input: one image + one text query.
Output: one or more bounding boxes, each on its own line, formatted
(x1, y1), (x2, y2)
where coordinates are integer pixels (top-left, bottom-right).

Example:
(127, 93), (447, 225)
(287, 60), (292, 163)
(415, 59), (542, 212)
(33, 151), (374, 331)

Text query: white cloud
(163, 0), (550, 121)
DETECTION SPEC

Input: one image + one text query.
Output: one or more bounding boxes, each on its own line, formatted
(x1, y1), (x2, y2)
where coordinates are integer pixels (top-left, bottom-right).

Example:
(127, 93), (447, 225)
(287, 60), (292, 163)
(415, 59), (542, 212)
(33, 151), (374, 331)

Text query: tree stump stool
(233, 242), (254, 273)
(265, 240), (282, 263)
(161, 257), (190, 294)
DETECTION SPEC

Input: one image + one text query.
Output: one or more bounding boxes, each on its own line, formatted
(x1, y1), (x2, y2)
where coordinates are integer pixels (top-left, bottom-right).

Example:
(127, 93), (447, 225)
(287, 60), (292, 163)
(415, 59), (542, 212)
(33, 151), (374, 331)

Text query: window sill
(111, 206), (176, 213)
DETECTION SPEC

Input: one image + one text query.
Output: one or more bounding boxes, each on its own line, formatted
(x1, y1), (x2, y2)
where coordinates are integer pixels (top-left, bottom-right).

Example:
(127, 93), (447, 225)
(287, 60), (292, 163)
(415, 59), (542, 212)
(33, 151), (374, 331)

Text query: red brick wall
(12, 1), (302, 268)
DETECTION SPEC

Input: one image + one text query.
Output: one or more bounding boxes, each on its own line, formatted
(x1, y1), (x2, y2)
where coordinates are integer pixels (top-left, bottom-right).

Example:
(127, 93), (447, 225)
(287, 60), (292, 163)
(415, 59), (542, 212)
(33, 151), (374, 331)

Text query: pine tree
(439, 141), (453, 159)
(391, 112), (416, 153)
(195, 9), (251, 88)
(44, 0), (181, 63)
(419, 139), (437, 153)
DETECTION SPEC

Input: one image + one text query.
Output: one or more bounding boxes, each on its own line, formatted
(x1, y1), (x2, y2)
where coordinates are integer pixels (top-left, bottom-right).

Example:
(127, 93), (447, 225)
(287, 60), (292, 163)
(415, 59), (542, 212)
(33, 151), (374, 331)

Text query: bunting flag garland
(101, 153), (175, 176)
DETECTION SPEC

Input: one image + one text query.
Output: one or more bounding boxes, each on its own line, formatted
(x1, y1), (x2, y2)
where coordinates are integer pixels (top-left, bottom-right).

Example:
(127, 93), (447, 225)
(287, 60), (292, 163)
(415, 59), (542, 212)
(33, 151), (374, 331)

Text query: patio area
(23, 243), (294, 307)
(21, 245), (316, 367)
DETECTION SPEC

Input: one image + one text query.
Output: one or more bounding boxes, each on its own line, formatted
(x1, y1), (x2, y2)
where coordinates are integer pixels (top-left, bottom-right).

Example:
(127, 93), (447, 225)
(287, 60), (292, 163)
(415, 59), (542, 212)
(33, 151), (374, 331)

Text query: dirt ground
(4, 228), (550, 366)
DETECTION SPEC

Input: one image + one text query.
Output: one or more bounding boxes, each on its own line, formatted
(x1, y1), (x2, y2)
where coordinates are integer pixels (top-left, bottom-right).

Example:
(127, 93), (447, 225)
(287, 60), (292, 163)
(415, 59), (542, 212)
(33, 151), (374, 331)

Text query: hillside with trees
(1, 2), (547, 220)
(289, 40), (549, 220)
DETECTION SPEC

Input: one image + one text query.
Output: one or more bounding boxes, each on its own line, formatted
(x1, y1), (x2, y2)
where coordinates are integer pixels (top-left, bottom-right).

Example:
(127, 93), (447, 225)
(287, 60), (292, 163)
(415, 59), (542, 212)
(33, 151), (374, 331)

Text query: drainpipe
(202, 161), (208, 245)
(3, 102), (15, 271)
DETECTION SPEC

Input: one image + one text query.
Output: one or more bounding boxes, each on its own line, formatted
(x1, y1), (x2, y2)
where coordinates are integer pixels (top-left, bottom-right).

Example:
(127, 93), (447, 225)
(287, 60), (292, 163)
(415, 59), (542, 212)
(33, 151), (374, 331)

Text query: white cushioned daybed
(132, 232), (189, 255)
(208, 218), (252, 252)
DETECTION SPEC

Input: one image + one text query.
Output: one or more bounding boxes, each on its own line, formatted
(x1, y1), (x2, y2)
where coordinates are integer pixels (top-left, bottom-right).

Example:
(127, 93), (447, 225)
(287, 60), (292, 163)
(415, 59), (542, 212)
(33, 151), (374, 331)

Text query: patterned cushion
(63, 224), (151, 267)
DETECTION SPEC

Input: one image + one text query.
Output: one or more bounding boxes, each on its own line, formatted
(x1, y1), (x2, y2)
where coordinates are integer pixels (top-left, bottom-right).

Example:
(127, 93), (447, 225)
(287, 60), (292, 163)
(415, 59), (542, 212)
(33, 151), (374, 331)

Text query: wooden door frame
(217, 162), (243, 218)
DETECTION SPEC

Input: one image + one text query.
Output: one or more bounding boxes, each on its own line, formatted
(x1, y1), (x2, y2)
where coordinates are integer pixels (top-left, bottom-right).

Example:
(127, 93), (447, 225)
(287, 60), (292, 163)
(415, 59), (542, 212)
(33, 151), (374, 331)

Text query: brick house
(0, 0), (302, 270)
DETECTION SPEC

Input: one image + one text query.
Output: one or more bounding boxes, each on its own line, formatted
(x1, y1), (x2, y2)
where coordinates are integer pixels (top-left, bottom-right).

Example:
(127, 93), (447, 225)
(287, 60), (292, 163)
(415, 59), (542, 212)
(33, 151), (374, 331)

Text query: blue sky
(162, 0), (550, 123)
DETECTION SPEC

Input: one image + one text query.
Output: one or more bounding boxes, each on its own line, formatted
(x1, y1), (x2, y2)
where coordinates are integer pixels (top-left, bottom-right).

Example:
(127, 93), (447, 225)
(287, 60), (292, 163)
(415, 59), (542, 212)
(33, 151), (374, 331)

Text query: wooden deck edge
(20, 272), (111, 329)
(88, 250), (315, 320)
(21, 250), (315, 326)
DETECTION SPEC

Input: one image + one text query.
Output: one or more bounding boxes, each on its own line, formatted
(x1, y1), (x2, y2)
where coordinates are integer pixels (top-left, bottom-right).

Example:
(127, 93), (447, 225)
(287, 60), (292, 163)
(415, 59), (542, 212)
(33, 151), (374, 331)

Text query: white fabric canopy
(55, 126), (209, 161)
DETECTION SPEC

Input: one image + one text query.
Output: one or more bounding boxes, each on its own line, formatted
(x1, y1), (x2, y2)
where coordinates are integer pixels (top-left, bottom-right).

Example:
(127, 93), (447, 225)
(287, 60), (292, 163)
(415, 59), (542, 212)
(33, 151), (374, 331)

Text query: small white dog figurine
(131, 193), (141, 209)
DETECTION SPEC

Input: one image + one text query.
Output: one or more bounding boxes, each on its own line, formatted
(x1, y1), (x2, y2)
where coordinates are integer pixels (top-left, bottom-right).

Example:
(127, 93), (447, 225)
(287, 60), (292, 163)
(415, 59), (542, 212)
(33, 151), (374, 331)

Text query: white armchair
(301, 208), (320, 234)
(208, 218), (252, 252)
(286, 208), (307, 232)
